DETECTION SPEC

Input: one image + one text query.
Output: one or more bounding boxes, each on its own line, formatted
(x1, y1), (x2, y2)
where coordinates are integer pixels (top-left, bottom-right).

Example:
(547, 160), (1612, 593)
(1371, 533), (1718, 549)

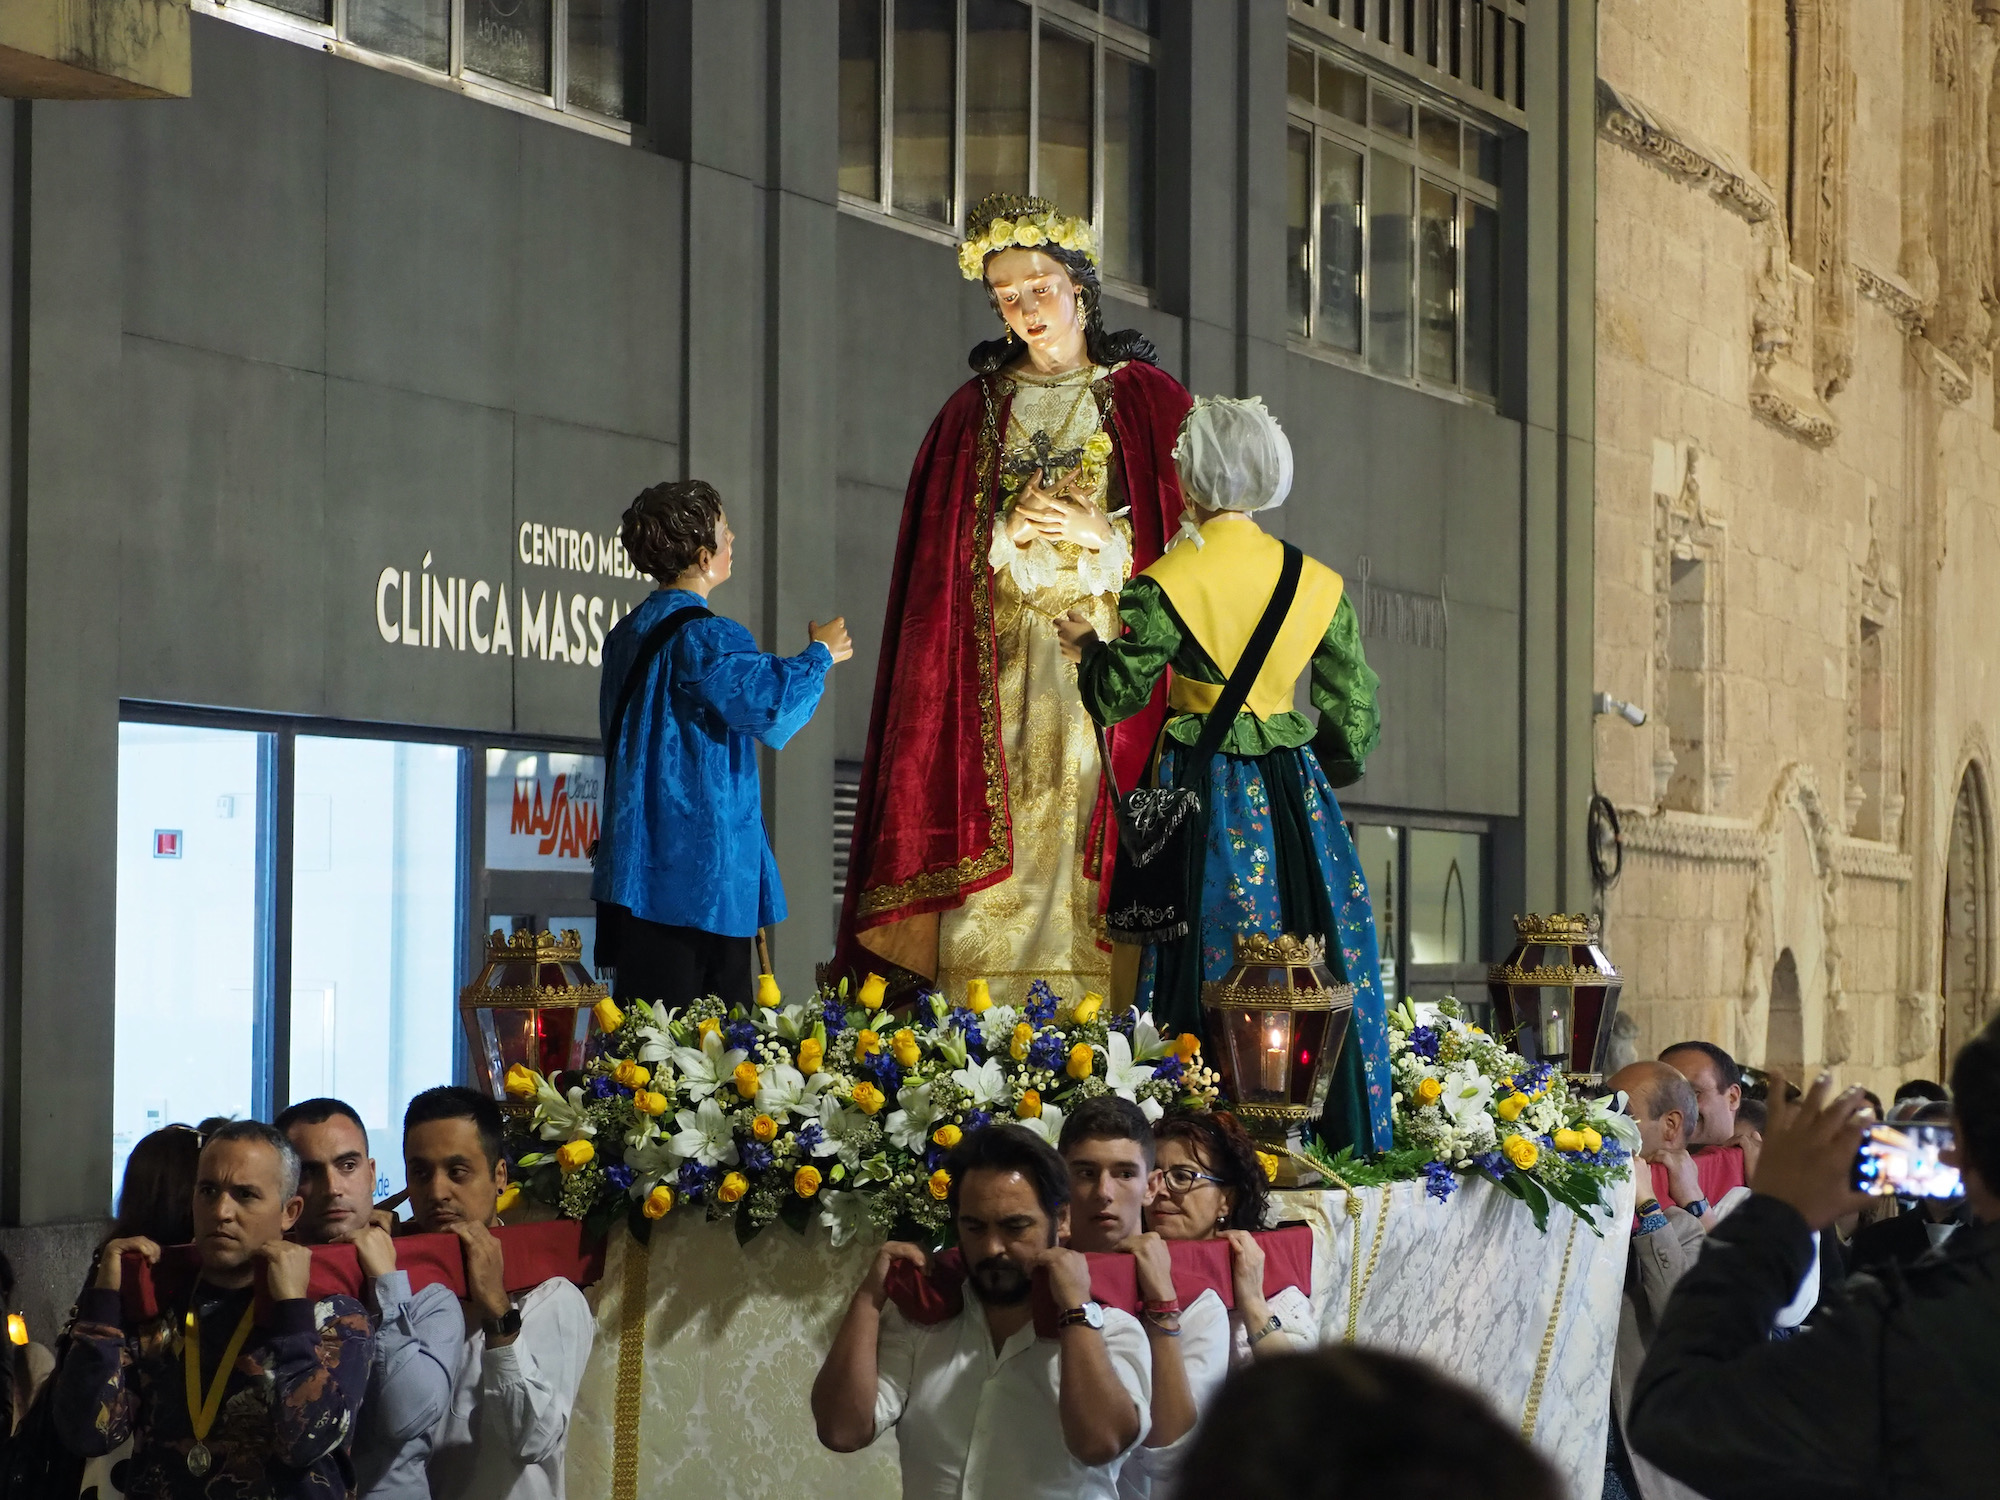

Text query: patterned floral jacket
(54, 1283), (373, 1499)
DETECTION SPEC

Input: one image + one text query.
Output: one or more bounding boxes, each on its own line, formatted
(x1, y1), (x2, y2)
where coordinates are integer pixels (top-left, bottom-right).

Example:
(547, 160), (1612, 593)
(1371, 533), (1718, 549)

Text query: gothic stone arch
(1941, 758), (1998, 1065)
(1738, 763), (1849, 1068)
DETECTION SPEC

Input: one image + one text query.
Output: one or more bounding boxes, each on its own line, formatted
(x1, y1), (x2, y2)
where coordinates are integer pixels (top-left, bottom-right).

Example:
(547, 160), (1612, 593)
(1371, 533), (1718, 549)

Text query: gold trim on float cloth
(610, 1231), (652, 1500)
(1519, 1214), (1579, 1440)
(1342, 1185), (1392, 1345)
(856, 378), (1015, 922)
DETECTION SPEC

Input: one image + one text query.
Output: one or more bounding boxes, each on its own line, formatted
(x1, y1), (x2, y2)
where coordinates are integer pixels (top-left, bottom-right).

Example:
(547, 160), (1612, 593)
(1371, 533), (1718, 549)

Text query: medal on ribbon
(183, 1295), (255, 1477)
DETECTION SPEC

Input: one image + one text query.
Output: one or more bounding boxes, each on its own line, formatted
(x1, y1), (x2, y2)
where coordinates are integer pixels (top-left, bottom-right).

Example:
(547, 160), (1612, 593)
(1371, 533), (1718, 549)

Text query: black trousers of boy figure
(609, 911), (754, 1009)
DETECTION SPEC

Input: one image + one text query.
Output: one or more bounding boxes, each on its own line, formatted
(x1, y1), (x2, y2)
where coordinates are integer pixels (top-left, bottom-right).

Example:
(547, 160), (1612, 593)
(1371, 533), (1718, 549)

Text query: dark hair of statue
(1950, 1019), (2000, 1188)
(944, 1122), (1071, 1226)
(404, 1084), (507, 1171)
(1058, 1094), (1156, 1169)
(968, 243), (1157, 374)
(622, 479), (724, 582)
(1154, 1107), (1269, 1232)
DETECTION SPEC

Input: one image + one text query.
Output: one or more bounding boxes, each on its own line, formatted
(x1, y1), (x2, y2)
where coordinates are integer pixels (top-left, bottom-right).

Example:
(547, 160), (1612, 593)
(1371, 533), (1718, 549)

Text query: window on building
(112, 711), (604, 1204)
(199, 0), (642, 132)
(839, 0), (1159, 289)
(1349, 816), (1487, 1013)
(1289, 0), (1527, 116)
(1287, 40), (1504, 399)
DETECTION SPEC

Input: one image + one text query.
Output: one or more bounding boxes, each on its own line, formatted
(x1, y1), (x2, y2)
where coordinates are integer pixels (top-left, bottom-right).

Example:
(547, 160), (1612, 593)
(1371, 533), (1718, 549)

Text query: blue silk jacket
(592, 588), (831, 937)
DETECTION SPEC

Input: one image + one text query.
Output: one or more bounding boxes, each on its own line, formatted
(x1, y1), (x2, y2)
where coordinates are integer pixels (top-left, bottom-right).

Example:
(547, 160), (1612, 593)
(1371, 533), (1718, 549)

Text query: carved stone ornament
(1596, 79), (1779, 224)
(1854, 263), (1929, 338)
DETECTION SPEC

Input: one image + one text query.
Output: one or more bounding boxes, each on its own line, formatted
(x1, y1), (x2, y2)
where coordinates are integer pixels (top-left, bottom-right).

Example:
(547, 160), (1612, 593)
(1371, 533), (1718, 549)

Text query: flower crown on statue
(958, 193), (1098, 281)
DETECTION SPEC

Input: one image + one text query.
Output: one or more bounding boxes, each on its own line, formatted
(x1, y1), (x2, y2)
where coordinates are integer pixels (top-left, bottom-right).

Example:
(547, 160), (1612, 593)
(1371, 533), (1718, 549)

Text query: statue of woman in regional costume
(836, 194), (1193, 1007)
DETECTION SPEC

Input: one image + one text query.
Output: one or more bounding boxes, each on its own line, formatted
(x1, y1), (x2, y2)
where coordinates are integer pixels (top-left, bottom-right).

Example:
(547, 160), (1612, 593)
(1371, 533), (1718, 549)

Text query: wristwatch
(483, 1308), (523, 1341)
(1682, 1196), (1711, 1219)
(1056, 1300), (1104, 1331)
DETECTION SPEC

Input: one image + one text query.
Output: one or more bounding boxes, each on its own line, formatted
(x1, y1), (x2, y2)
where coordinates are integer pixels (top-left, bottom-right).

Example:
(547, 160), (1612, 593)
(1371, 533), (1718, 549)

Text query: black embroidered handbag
(1098, 544), (1303, 944)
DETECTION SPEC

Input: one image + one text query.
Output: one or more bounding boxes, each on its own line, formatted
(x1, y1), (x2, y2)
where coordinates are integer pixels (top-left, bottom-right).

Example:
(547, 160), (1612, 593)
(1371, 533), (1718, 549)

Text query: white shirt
(1115, 1284), (1316, 1500)
(872, 1293), (1153, 1500)
(426, 1277), (594, 1500)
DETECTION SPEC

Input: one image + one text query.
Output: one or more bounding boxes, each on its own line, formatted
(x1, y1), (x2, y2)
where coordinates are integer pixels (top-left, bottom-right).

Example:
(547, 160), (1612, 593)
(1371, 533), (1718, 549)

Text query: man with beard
(813, 1123), (1151, 1498)
(278, 1097), (460, 1500)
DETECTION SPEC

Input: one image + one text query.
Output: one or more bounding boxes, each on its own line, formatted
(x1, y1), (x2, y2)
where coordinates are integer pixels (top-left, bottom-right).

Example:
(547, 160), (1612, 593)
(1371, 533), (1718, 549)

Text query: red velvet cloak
(837, 360), (1192, 983)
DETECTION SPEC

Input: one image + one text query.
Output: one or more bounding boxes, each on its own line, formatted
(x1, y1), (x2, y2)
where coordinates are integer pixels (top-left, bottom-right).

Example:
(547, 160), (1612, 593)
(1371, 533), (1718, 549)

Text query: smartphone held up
(1853, 1121), (1963, 1200)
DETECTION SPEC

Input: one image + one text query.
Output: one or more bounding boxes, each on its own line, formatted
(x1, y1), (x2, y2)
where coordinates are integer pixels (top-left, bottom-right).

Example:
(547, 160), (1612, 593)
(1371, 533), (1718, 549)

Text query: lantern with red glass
(1199, 931), (1354, 1186)
(459, 928), (610, 1111)
(1485, 913), (1624, 1083)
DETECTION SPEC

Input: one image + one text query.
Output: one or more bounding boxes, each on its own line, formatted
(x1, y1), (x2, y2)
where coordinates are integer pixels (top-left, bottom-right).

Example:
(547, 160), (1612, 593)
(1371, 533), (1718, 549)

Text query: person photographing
(592, 478), (849, 1007)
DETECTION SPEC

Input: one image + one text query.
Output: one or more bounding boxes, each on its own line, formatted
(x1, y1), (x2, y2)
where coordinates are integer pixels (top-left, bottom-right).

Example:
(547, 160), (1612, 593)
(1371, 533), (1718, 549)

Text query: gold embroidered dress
(934, 363), (1133, 1005)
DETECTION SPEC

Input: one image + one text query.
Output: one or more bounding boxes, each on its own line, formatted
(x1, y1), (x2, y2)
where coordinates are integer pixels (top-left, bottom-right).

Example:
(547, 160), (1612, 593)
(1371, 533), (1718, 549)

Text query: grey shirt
(354, 1271), (463, 1500)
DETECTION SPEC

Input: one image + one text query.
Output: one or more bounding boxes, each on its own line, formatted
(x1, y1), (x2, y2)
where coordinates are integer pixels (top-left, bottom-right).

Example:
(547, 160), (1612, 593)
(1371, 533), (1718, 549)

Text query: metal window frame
(1288, 0), (1526, 126)
(119, 700), (597, 1114)
(194, 0), (636, 143)
(1287, 36), (1503, 404)
(841, 0), (1158, 294)
(1343, 808), (1492, 997)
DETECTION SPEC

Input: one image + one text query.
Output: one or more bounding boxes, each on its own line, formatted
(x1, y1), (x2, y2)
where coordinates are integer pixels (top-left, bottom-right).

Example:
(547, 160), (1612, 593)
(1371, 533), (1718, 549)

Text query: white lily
(1127, 1014), (1172, 1062)
(759, 1000), (815, 1043)
(624, 1132), (684, 1195)
(1587, 1094), (1643, 1151)
(1102, 1033), (1156, 1100)
(811, 1092), (875, 1169)
(982, 1002), (1022, 1039)
(1439, 1067), (1497, 1145)
(669, 1028), (748, 1102)
(757, 1061), (833, 1120)
(819, 1189), (875, 1248)
(633, 1019), (675, 1064)
(622, 1112), (662, 1151)
(532, 1079), (597, 1144)
(1015, 1101), (1067, 1147)
(669, 1097), (740, 1168)
(952, 1056), (1010, 1110)
(885, 1081), (941, 1153)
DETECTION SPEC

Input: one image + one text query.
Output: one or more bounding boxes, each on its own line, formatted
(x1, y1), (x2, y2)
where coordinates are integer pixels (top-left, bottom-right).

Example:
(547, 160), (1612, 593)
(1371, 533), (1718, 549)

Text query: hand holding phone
(1853, 1121), (1963, 1199)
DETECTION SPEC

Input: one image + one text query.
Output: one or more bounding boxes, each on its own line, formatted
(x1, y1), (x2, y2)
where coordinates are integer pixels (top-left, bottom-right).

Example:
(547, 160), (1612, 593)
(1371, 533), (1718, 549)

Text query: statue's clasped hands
(1008, 467), (1114, 551)
(1055, 609), (1100, 664)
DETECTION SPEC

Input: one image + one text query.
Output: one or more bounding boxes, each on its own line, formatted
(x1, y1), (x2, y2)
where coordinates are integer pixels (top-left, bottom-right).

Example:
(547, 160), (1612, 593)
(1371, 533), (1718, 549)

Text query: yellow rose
(1015, 221), (1046, 246)
(1082, 431), (1113, 462)
(1502, 1135), (1540, 1170)
(1496, 1092), (1527, 1122)
(1553, 1128), (1586, 1153)
(1581, 1127), (1603, 1154)
(856, 1029), (881, 1058)
(794, 1165), (822, 1198)
(933, 1123), (962, 1149)
(717, 1171), (748, 1204)
(858, 974), (888, 1011)
(891, 1028), (921, 1068)
(632, 1089), (668, 1117)
(495, 1185), (521, 1215)
(556, 1139), (595, 1173)
(642, 1185), (675, 1219)
(852, 1082), (885, 1115)
(1072, 993), (1103, 1024)
(928, 1169), (952, 1200)
(757, 973), (782, 1008)
(1256, 1151), (1281, 1183)
(1065, 1043), (1095, 1080)
(593, 996), (624, 1033)
(504, 1064), (539, 1099)
(965, 979), (992, 1013)
(798, 1037), (824, 1075)
(1010, 1022), (1034, 1061)
(1415, 1076), (1444, 1106)
(1174, 1033), (1202, 1064)
(987, 216), (1015, 242)
(698, 1017), (721, 1042)
(732, 1060), (760, 1100)
(752, 1113), (779, 1143)
(613, 1060), (650, 1090)
(1015, 1089), (1042, 1119)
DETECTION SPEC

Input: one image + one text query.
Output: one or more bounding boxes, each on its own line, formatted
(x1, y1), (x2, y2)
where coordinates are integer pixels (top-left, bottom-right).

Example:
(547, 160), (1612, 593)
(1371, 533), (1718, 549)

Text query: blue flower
(739, 1141), (774, 1173)
(1025, 980), (1060, 1025)
(588, 1076), (617, 1099)
(861, 1052), (903, 1088)
(965, 1109), (993, 1133)
(822, 996), (848, 1030)
(797, 1121), (824, 1150)
(725, 1020), (758, 1052)
(605, 1163), (636, 1191)
(1406, 1025), (1441, 1061)
(924, 1145), (946, 1171)
(1028, 1032), (1067, 1070)
(1470, 1151), (1507, 1183)
(677, 1161), (715, 1199)
(1151, 1056), (1185, 1083)
(1422, 1161), (1456, 1203)
(1109, 1007), (1137, 1038)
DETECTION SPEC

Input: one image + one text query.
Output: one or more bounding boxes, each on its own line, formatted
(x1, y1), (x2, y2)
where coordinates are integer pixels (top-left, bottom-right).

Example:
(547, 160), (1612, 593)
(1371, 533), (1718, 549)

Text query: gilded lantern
(1485, 913), (1623, 1081)
(1200, 932), (1354, 1176)
(459, 928), (610, 1108)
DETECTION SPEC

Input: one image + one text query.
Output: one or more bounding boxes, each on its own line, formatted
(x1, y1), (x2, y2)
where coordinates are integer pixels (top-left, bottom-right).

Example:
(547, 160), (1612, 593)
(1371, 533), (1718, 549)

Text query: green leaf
(625, 1200), (655, 1245)
(733, 1208), (764, 1246)
(1501, 1171), (1551, 1232)
(1540, 1173), (1609, 1237)
(778, 1193), (814, 1234)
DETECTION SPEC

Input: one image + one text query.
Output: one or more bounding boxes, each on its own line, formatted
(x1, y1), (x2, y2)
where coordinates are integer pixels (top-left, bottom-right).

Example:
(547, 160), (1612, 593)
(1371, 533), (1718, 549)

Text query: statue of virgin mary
(836, 194), (1192, 1006)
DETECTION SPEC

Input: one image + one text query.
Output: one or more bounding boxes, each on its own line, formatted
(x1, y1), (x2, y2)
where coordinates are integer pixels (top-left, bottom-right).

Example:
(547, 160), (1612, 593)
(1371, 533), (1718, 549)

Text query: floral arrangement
(958, 204), (1098, 279)
(1308, 998), (1637, 1233)
(503, 976), (1219, 1248)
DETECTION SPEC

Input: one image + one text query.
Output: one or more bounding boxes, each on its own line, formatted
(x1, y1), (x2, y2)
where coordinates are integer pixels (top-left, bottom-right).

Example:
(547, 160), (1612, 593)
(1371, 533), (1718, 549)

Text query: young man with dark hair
(1629, 1029), (2000, 1499)
(813, 1123), (1152, 1498)
(279, 1097), (461, 1500)
(592, 478), (851, 1008)
(54, 1121), (374, 1497)
(403, 1086), (592, 1500)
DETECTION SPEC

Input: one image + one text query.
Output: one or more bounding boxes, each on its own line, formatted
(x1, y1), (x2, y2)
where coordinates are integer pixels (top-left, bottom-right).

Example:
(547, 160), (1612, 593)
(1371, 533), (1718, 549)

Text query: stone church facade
(1593, 0), (2000, 1096)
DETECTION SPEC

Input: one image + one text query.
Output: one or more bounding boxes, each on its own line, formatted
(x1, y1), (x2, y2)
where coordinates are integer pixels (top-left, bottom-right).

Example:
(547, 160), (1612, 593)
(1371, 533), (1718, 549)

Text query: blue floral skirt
(1134, 743), (1393, 1154)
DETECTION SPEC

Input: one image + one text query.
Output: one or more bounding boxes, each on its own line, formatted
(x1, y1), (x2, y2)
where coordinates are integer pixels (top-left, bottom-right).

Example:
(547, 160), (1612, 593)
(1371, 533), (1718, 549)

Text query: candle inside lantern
(1262, 1014), (1286, 1095)
(1542, 1009), (1569, 1063)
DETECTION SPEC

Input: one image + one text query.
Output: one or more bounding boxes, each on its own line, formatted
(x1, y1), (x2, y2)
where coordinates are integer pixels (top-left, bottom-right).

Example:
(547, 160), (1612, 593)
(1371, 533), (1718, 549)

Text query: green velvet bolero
(1076, 577), (1381, 786)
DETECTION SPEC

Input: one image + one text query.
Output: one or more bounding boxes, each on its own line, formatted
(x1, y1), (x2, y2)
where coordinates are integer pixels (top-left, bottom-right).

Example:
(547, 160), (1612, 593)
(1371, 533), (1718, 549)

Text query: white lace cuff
(1076, 524), (1132, 598)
